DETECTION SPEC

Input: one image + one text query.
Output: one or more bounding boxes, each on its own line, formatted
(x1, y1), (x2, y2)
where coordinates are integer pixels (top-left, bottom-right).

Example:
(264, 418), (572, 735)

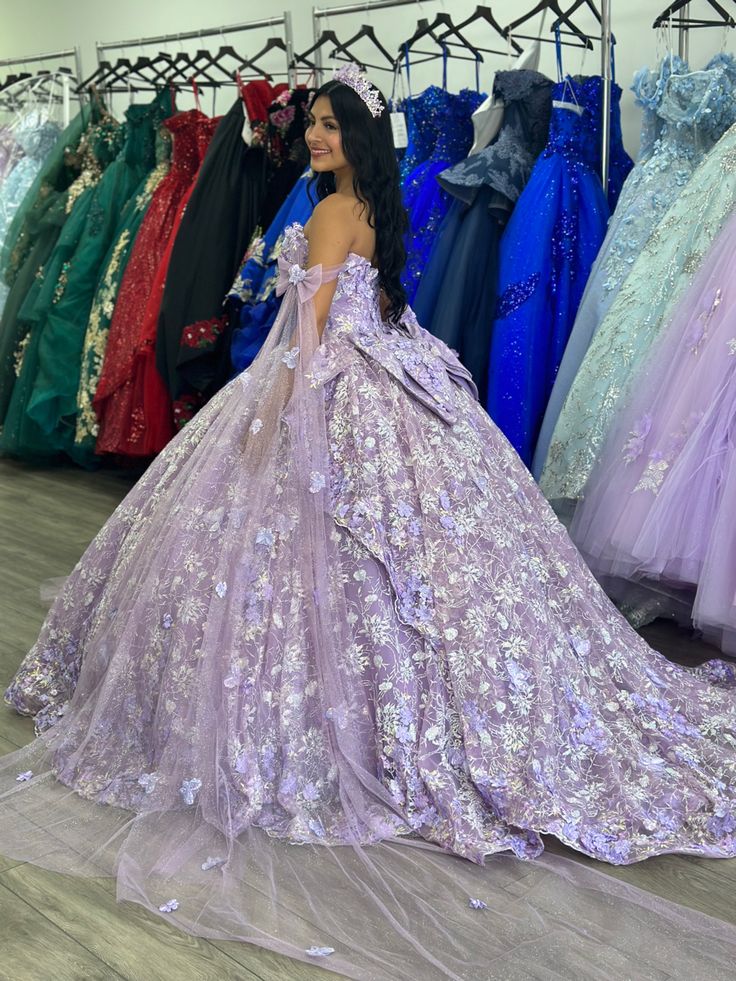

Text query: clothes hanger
(449, 6), (523, 56)
(505, 1), (594, 49)
(399, 14), (484, 65)
(189, 45), (272, 84)
(331, 24), (396, 72)
(291, 30), (357, 72)
(653, 0), (736, 28)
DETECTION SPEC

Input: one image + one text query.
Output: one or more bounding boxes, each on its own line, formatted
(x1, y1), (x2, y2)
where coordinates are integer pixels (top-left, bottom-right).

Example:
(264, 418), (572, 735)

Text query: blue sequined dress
(533, 54), (736, 480)
(486, 76), (610, 466)
(228, 170), (314, 374)
(401, 88), (485, 302)
(412, 70), (553, 398)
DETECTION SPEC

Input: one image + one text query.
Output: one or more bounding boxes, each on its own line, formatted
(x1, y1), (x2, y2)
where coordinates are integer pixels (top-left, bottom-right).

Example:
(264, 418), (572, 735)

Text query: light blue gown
(533, 54), (736, 481)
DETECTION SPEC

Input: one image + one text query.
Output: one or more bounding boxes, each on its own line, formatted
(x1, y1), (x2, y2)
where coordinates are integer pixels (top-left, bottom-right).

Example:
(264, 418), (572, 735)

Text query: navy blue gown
(413, 70), (553, 400)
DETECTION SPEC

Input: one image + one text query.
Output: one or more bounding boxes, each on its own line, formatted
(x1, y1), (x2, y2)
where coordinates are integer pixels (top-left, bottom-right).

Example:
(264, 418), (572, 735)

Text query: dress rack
(90, 14), (295, 96)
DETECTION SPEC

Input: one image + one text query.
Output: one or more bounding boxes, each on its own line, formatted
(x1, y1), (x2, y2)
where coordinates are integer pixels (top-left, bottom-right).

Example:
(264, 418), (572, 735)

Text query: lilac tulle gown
(1, 222), (736, 980)
(570, 205), (736, 652)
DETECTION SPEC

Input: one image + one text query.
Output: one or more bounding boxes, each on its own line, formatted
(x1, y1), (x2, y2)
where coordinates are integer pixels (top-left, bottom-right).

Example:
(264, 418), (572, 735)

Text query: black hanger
(398, 15), (484, 67)
(553, 0), (602, 27)
(0, 70), (33, 93)
(291, 30), (358, 72)
(331, 24), (396, 71)
(505, 0), (594, 49)
(448, 6), (523, 55)
(653, 0), (736, 28)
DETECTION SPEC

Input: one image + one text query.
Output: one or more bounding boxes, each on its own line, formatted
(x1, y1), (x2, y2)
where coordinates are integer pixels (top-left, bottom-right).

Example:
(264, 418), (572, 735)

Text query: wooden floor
(0, 457), (734, 981)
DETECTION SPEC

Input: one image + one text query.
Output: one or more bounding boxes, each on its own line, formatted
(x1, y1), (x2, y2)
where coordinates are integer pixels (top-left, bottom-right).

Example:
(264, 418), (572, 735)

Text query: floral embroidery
(469, 898), (488, 910)
(16, 771), (33, 782)
(281, 346), (300, 369)
(158, 899), (179, 913)
(181, 315), (226, 349)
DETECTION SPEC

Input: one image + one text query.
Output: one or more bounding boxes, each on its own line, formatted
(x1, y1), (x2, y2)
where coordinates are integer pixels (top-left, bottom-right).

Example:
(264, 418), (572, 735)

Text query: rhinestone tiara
(333, 63), (384, 118)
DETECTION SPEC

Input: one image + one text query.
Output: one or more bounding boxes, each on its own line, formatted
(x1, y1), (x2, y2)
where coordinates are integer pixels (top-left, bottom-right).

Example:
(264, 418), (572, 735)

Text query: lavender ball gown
(570, 204), (736, 651)
(1, 222), (735, 980)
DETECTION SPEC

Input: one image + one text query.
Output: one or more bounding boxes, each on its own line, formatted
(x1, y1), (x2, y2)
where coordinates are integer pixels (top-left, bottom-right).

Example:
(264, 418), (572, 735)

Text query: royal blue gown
(228, 170), (314, 375)
(485, 77), (610, 467)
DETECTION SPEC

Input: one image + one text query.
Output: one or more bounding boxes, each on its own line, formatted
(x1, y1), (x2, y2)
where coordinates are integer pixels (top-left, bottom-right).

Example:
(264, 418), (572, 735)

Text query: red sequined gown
(93, 111), (217, 456)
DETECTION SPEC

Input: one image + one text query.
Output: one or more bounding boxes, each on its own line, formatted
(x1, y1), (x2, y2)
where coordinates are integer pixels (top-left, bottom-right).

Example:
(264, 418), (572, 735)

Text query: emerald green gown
(1, 89), (173, 464)
(74, 120), (172, 461)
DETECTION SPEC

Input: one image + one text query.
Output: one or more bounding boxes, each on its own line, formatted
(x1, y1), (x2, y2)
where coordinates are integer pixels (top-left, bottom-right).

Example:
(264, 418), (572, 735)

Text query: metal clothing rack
(653, 2), (736, 62)
(0, 45), (83, 80)
(95, 14), (295, 87)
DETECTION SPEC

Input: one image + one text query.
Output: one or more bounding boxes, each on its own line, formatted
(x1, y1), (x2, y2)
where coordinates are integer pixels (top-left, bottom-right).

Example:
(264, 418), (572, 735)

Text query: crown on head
(333, 63), (384, 118)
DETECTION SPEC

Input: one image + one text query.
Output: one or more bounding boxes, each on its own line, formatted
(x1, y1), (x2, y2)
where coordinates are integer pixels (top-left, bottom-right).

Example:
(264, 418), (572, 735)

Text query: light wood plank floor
(1, 457), (734, 981)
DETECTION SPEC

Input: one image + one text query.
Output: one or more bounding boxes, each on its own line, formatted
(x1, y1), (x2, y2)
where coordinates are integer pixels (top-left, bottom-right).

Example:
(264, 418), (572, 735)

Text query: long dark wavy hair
(308, 78), (408, 325)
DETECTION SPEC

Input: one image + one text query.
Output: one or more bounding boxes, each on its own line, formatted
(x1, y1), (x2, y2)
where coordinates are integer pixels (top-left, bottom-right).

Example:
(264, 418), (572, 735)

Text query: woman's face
(305, 95), (350, 174)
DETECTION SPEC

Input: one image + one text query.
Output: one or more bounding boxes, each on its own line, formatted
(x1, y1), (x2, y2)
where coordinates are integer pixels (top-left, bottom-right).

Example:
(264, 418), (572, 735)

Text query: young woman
(0, 66), (735, 981)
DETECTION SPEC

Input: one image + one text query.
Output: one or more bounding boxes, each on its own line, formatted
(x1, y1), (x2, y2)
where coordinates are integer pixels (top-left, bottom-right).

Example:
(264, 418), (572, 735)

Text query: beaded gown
(570, 203), (736, 651)
(485, 77), (610, 466)
(92, 109), (210, 457)
(400, 87), (485, 303)
(1, 221), (736, 981)
(533, 54), (736, 481)
(96, 113), (219, 456)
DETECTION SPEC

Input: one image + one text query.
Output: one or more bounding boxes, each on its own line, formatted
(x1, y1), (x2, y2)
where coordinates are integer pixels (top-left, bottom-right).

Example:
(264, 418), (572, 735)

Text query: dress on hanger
(569, 203), (736, 650)
(96, 113), (220, 458)
(0, 110), (90, 421)
(92, 109), (208, 457)
(0, 108), (122, 459)
(73, 121), (172, 457)
(533, 55), (735, 481)
(412, 69), (553, 398)
(486, 75), (609, 466)
(539, 114), (736, 506)
(256, 88), (311, 232)
(228, 168), (314, 375)
(12, 90), (174, 465)
(1, 220), (736, 981)
(155, 83), (285, 425)
(0, 112), (61, 314)
(401, 87), (485, 303)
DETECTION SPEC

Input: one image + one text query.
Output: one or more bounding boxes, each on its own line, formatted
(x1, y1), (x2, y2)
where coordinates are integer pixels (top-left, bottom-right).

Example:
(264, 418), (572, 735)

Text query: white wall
(1, 0), (735, 158)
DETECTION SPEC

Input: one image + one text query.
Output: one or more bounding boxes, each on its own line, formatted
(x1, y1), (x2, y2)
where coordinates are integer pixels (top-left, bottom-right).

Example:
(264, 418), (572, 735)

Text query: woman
(0, 67), (735, 981)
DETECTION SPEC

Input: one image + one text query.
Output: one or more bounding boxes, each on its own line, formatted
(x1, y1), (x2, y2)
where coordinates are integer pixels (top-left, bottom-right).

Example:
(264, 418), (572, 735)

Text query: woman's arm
(304, 197), (355, 340)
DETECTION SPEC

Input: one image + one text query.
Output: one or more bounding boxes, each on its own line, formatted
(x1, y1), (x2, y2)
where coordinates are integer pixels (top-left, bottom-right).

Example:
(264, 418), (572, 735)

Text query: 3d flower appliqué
(249, 418), (263, 436)
(201, 856), (225, 871)
(281, 346), (300, 369)
(179, 777), (202, 806)
(158, 899), (179, 913)
(469, 898), (488, 910)
(215, 581), (227, 598)
(305, 946), (335, 958)
(138, 772), (159, 795)
(309, 471), (326, 494)
(288, 263), (307, 285)
(16, 771), (33, 782)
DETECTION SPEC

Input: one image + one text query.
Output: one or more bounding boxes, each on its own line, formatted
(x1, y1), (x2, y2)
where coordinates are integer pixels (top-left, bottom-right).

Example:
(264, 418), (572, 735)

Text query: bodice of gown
(543, 77), (601, 169)
(398, 86), (443, 180)
(429, 89), (484, 162)
(64, 114), (124, 213)
(164, 110), (207, 183)
(630, 54), (686, 163)
(280, 223), (477, 425)
(438, 70), (553, 205)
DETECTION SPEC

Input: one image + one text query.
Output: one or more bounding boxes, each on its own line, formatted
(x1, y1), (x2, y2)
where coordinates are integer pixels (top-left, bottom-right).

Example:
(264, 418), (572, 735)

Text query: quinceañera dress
(1, 223), (736, 981)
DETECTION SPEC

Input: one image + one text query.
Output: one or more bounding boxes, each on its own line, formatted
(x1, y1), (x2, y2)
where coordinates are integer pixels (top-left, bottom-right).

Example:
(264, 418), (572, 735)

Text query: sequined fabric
(93, 110), (209, 457)
(486, 77), (610, 466)
(540, 118), (736, 503)
(401, 88), (485, 302)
